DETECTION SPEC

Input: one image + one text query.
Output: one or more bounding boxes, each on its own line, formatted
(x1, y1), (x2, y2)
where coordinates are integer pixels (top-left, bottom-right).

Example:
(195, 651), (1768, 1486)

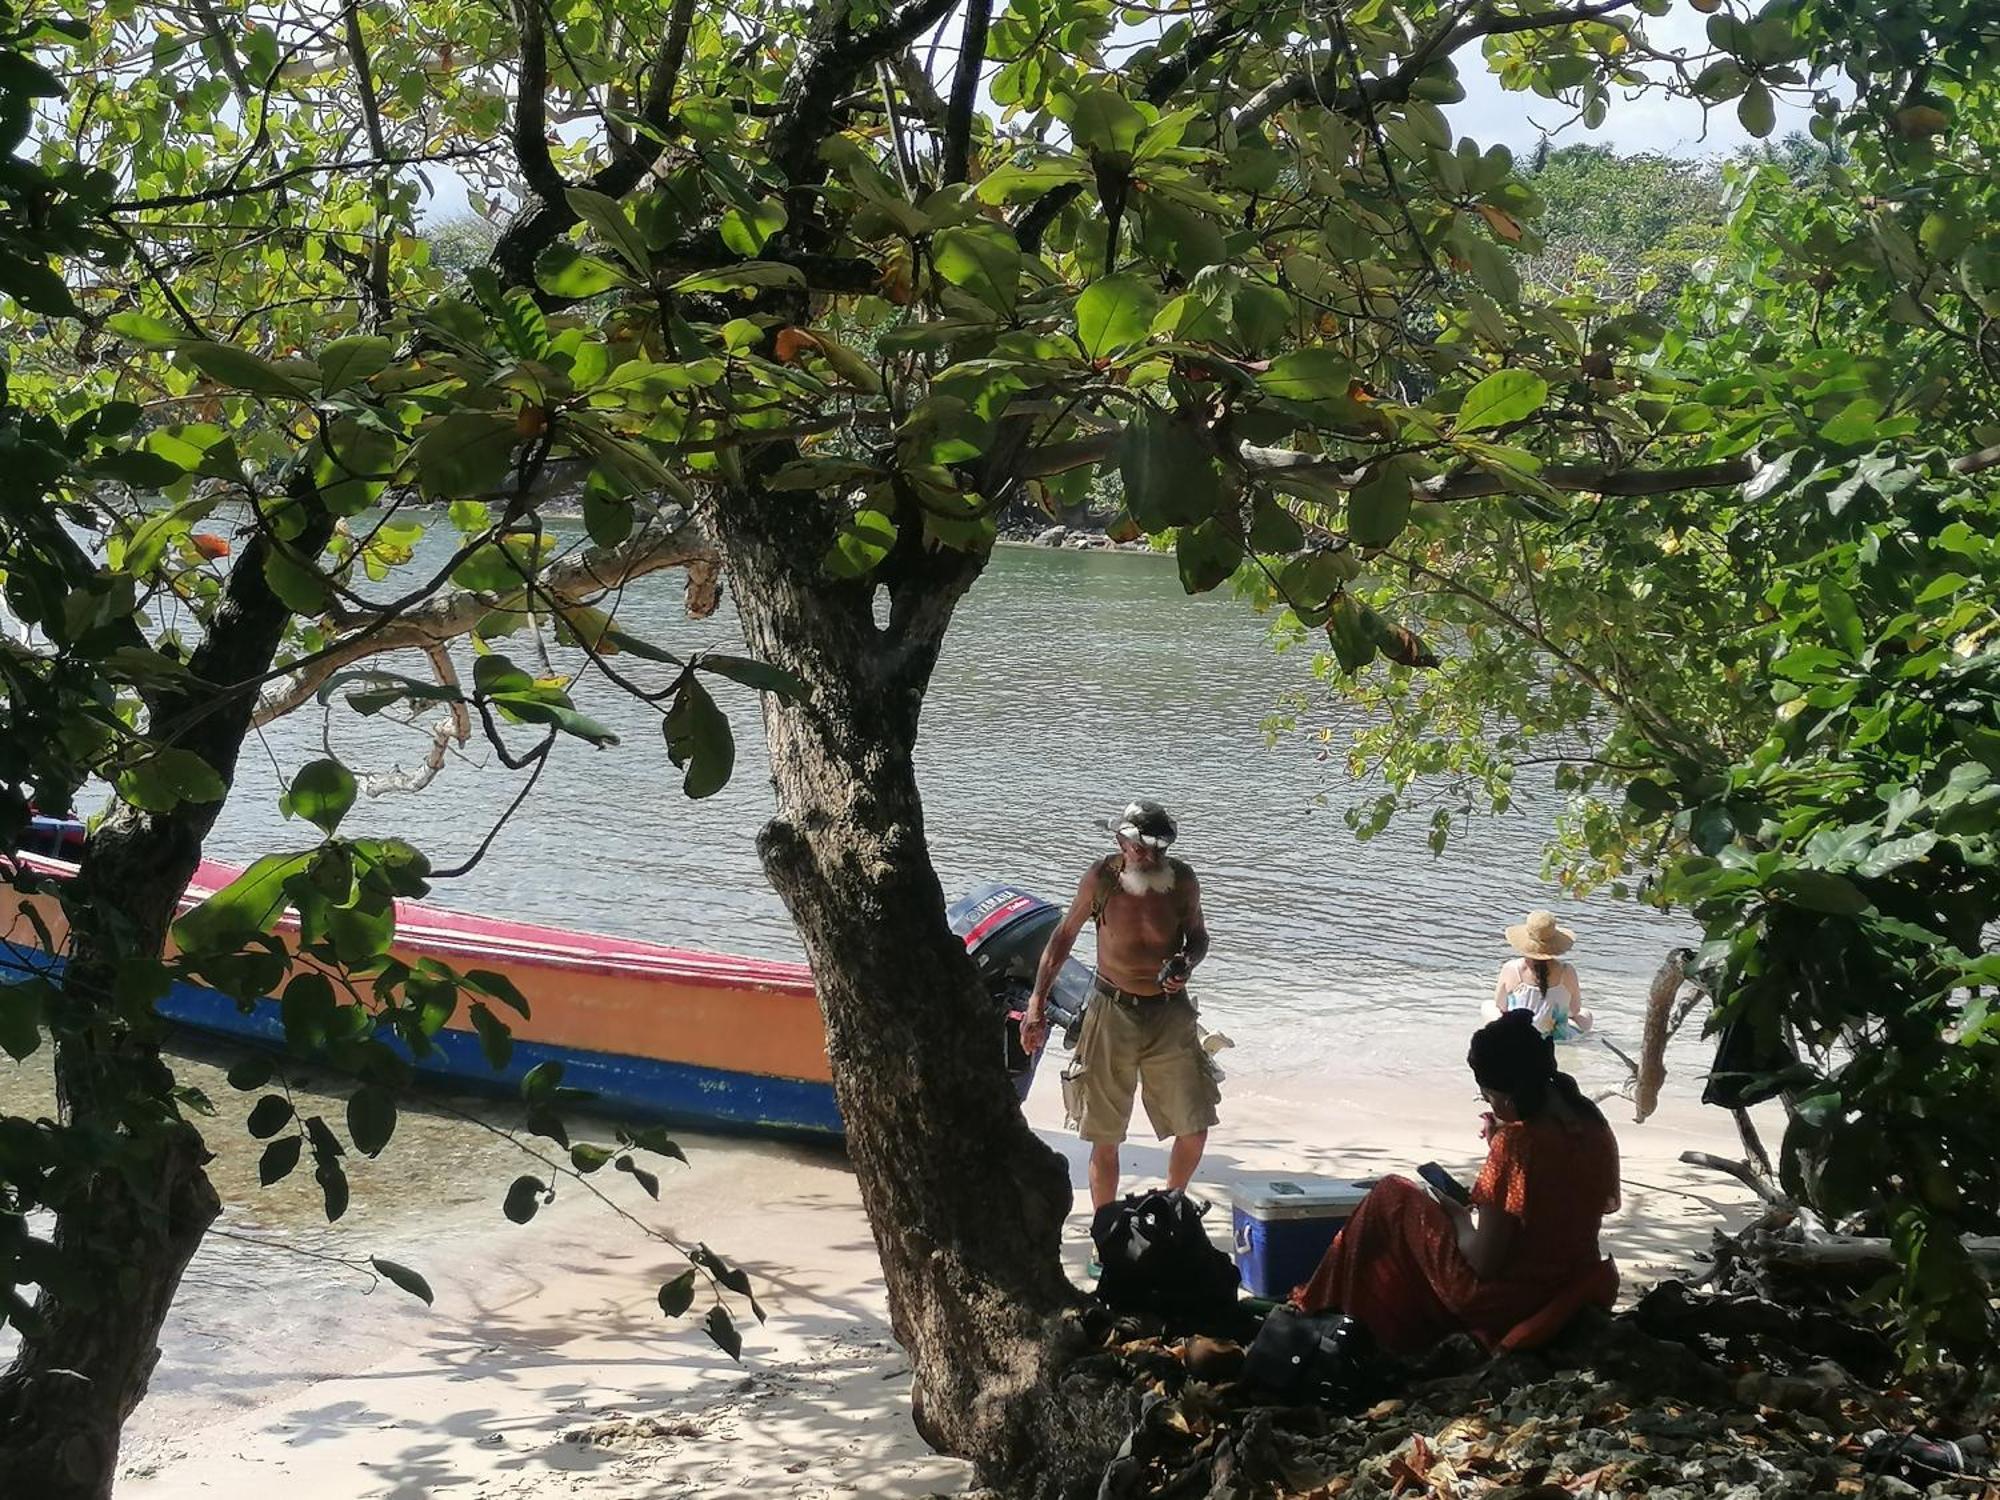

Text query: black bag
(1244, 1304), (1372, 1402)
(1090, 1189), (1240, 1328)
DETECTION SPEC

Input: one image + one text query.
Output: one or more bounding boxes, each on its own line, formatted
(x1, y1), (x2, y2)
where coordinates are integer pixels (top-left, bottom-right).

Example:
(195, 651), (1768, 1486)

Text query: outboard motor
(948, 883), (1094, 1102)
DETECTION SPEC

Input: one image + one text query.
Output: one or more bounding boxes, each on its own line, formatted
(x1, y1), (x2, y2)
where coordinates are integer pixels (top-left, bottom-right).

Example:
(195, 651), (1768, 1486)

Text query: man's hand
(1020, 1004), (1050, 1055)
(1160, 971), (1188, 994)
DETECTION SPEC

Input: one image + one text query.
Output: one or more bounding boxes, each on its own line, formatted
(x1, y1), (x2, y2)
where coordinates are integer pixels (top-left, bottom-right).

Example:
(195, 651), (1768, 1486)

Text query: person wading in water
(1021, 800), (1218, 1209)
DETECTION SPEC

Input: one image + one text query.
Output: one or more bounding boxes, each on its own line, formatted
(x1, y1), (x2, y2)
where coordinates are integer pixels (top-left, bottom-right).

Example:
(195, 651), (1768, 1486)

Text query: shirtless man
(1021, 800), (1217, 1209)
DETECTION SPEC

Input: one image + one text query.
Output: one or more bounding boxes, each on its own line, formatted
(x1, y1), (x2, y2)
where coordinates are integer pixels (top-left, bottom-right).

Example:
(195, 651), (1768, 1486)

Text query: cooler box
(1230, 1177), (1371, 1300)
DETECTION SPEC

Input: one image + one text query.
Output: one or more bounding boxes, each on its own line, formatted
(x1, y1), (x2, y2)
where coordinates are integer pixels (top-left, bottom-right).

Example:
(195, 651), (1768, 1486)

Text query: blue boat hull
(1, 939), (846, 1139)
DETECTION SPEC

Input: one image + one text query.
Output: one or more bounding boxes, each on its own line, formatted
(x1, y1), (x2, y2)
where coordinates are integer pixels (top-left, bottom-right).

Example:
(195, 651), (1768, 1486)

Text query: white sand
(115, 1031), (1766, 1500)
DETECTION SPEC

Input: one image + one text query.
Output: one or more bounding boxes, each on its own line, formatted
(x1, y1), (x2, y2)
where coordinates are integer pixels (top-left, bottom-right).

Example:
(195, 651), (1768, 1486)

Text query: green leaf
(463, 968), (531, 1018)
(1347, 464), (1414, 548)
(258, 1135), (302, 1185)
(704, 1304), (743, 1361)
(172, 852), (312, 952)
(290, 758), (357, 835)
(1064, 86), (1146, 156)
(695, 654), (805, 700)
(823, 508), (898, 580)
(1257, 348), (1354, 404)
(719, 198), (788, 256)
(1772, 868), (1870, 916)
(1075, 274), (1159, 360)
(662, 676), (735, 799)
(657, 1269), (698, 1317)
(1454, 369), (1548, 433)
(318, 336), (392, 395)
(226, 1055), (275, 1091)
(247, 1093), (295, 1139)
(411, 413), (518, 500)
(974, 158), (1091, 203)
(346, 1085), (396, 1157)
(932, 225), (1022, 317)
(536, 243), (638, 298)
(617, 1155), (661, 1198)
(1326, 594), (1381, 674)
(468, 1001), (514, 1070)
(566, 187), (651, 273)
(1135, 197), (1225, 274)
(0, 985), (45, 1061)
(767, 458), (882, 492)
(182, 343), (313, 398)
(1857, 832), (1935, 878)
(371, 1257), (435, 1306)
(1247, 498), (1304, 554)
(263, 545), (328, 615)
(1819, 398), (1880, 447)
(1175, 518), (1243, 594)
(669, 262), (806, 296)
(1118, 410), (1221, 531)
(1819, 581), (1864, 658)
(503, 1175), (546, 1224)
(106, 310), (186, 348)
(570, 1143), (615, 1173)
(116, 747), (227, 814)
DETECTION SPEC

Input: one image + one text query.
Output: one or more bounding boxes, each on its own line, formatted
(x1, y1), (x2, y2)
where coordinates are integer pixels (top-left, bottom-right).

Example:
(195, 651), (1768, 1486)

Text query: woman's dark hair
(1529, 956), (1552, 993)
(1468, 1010), (1605, 1127)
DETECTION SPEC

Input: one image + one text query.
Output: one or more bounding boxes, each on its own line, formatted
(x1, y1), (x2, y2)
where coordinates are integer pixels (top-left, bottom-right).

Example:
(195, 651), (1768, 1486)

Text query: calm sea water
(203, 533), (1696, 1075)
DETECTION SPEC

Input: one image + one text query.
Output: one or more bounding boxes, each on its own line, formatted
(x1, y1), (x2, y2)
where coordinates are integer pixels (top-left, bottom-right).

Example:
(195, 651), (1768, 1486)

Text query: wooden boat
(1, 836), (841, 1139)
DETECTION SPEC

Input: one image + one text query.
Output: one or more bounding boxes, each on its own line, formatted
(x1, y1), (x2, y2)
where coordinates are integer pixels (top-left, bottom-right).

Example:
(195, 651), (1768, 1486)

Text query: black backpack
(1090, 1189), (1241, 1329)
(1244, 1304), (1373, 1403)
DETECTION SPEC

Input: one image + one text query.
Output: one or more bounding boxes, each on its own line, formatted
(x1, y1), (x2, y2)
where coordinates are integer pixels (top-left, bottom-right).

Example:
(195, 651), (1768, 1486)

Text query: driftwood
(1753, 1232), (2000, 1273)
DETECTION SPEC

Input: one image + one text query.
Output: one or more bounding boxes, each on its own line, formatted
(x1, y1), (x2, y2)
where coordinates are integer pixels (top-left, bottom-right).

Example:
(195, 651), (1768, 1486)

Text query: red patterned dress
(1291, 1116), (1620, 1354)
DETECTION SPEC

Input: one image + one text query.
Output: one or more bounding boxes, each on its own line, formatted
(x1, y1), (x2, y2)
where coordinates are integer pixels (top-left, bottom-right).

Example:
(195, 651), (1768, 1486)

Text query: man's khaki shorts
(1063, 981), (1221, 1144)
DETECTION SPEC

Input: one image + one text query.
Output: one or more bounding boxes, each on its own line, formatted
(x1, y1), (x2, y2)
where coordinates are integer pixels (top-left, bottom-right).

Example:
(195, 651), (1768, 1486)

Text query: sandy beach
(111, 1020), (1767, 1500)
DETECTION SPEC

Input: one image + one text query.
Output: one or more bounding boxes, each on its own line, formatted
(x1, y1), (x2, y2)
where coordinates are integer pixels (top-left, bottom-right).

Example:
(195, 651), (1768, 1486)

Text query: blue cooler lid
(1229, 1176), (1372, 1221)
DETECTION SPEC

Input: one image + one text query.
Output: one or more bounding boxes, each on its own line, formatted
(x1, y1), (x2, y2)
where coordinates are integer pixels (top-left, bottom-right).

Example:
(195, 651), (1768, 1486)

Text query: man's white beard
(1120, 861), (1176, 896)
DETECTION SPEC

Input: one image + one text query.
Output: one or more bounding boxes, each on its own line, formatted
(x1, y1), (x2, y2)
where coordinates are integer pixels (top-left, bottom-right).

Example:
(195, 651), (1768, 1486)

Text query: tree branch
(255, 516), (717, 726)
(1013, 427), (1761, 499)
(491, 0), (697, 290)
(108, 148), (496, 213)
(1232, 0), (1637, 134)
(1014, 2), (1258, 252)
(764, 0), (962, 188)
(340, 0), (394, 328)
(942, 0), (993, 186)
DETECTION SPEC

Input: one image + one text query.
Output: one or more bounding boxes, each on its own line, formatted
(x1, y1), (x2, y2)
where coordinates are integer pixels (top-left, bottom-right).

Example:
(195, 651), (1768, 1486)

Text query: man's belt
(1093, 976), (1170, 1005)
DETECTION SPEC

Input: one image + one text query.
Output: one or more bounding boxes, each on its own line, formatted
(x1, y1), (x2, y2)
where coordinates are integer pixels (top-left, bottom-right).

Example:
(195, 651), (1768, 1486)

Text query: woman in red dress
(1292, 1010), (1620, 1355)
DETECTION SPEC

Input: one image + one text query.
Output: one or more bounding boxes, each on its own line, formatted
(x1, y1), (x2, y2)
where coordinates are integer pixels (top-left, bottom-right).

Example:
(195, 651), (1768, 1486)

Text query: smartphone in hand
(1417, 1161), (1472, 1206)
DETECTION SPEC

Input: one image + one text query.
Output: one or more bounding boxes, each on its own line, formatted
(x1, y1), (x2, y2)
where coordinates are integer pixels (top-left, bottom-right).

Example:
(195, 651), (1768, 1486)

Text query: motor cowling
(947, 883), (1093, 1100)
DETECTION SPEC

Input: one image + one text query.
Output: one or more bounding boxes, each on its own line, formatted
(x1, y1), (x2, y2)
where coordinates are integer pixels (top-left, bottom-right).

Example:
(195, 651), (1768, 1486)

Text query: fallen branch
(1681, 1149), (1786, 1207)
(1752, 1233), (2000, 1274)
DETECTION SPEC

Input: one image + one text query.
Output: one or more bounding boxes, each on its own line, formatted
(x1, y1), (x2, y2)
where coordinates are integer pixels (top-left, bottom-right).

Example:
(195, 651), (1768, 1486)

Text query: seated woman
(1484, 909), (1594, 1039)
(1291, 1011), (1620, 1356)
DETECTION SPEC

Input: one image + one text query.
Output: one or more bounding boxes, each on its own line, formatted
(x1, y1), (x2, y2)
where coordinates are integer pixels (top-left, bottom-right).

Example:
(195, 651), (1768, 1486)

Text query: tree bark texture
(706, 486), (1124, 1490)
(0, 501), (332, 1498)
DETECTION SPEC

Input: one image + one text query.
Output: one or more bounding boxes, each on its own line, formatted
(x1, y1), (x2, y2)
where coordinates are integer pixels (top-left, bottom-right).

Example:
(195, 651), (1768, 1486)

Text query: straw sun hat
(1505, 910), (1575, 960)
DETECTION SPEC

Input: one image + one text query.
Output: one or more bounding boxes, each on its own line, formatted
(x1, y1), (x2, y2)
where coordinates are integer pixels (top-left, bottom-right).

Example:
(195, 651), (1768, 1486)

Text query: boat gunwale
(5, 851), (819, 998)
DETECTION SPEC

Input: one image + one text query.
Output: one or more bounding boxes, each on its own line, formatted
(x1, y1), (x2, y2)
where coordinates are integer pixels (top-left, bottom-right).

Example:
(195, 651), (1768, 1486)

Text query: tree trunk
(708, 490), (1119, 1490)
(0, 501), (330, 1498)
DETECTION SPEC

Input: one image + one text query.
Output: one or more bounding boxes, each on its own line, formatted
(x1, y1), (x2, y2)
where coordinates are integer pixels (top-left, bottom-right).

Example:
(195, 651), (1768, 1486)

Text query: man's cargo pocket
(1060, 1057), (1087, 1130)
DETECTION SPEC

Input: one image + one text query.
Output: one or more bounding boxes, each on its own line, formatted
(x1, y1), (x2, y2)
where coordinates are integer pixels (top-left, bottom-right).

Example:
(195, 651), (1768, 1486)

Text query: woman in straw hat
(1485, 911), (1594, 1039)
